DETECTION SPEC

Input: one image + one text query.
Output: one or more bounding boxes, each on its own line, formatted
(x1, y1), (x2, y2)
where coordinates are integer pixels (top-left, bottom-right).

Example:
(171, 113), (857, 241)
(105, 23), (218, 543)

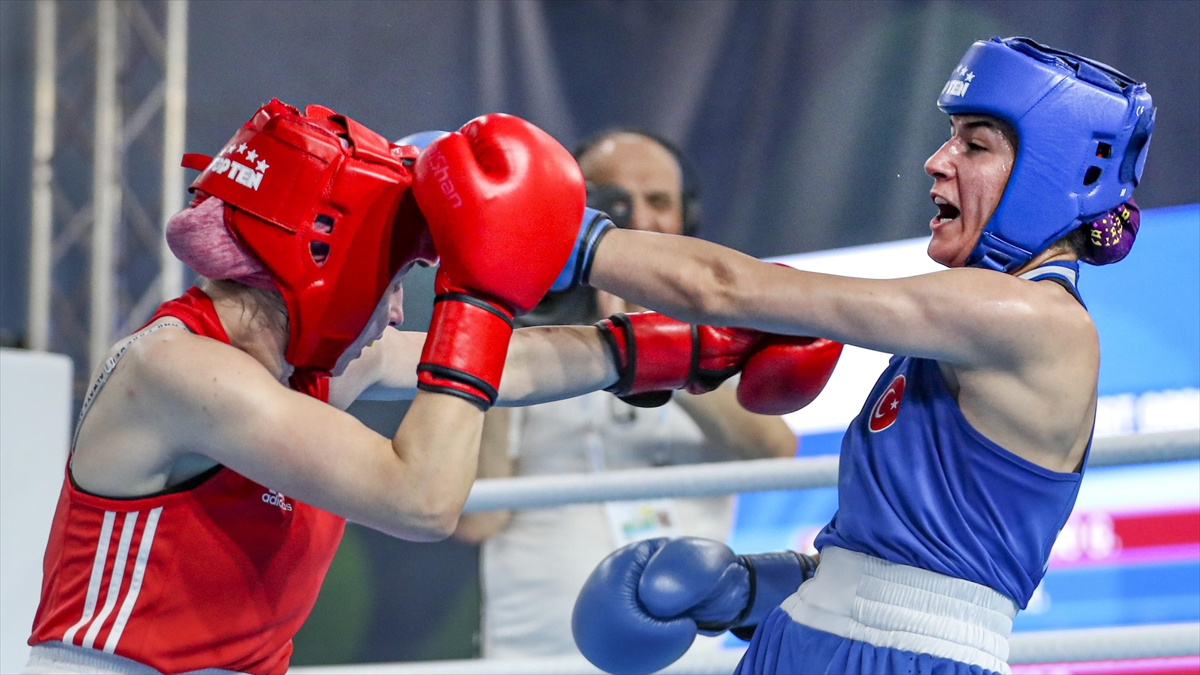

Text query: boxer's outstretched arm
(588, 228), (1088, 369)
(332, 327), (424, 406)
(495, 324), (617, 405)
(333, 324), (616, 408)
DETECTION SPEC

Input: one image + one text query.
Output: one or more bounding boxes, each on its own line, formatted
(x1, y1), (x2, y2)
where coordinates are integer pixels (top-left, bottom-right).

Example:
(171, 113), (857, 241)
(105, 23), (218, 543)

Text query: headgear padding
(939, 37), (1155, 272)
(182, 99), (438, 376)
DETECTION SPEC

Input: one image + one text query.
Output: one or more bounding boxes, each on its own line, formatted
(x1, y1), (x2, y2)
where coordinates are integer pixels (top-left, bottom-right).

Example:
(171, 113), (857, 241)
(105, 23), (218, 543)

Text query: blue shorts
(734, 607), (999, 675)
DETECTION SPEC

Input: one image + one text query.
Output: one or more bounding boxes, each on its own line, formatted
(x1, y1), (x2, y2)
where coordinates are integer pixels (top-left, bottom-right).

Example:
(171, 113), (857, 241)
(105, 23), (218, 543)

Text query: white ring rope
(1006, 621), (1200, 663)
(289, 622), (1200, 674)
(461, 429), (1200, 513)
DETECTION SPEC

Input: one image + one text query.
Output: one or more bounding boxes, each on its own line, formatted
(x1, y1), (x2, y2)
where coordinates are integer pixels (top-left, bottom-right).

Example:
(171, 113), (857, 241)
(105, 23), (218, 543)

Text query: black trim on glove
(579, 212), (616, 286)
(597, 313), (685, 409)
(618, 391), (674, 408)
(415, 364), (497, 410)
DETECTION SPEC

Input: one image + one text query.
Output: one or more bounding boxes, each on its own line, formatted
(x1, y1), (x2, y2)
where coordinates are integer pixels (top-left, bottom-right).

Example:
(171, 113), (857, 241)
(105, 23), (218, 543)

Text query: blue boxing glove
(572, 537), (816, 675)
(394, 130), (449, 150)
(551, 207), (616, 292)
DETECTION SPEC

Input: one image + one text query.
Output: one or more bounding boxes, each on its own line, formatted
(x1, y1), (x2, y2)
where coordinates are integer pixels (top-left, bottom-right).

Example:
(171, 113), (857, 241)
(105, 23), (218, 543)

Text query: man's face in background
(578, 132), (686, 315)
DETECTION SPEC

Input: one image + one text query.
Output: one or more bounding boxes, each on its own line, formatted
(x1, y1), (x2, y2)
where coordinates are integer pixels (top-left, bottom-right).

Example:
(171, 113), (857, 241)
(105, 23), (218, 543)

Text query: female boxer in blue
(563, 37), (1154, 675)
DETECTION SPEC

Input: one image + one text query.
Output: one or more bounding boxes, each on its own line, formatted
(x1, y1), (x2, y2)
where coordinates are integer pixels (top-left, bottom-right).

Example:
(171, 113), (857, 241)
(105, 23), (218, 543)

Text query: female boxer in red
(24, 100), (589, 675)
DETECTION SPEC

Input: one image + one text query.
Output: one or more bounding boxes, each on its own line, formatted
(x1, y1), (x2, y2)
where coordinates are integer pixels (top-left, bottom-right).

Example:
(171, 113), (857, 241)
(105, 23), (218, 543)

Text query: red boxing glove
(736, 336), (843, 415)
(413, 114), (585, 409)
(597, 312), (764, 408)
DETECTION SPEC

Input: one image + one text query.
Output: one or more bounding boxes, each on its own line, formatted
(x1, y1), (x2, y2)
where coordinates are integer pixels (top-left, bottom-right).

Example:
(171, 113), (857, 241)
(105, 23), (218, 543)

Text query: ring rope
(290, 430), (1200, 674)
(462, 429), (1199, 513)
(288, 622), (1200, 674)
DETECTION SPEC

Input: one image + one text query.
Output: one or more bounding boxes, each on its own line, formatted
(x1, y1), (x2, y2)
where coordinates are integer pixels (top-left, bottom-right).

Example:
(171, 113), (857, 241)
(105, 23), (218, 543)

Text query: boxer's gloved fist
(597, 312), (763, 408)
(572, 538), (738, 675)
(413, 114), (585, 409)
(596, 310), (843, 413)
(572, 537), (817, 675)
(551, 207), (616, 292)
(737, 336), (844, 415)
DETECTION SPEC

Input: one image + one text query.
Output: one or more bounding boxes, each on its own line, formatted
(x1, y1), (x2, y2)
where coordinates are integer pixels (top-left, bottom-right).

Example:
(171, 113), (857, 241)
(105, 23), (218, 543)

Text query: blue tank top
(814, 262), (1088, 608)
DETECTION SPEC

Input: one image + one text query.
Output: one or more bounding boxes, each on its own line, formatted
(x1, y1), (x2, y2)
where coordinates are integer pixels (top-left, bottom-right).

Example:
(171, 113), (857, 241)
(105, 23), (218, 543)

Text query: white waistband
(25, 642), (242, 675)
(780, 547), (1018, 675)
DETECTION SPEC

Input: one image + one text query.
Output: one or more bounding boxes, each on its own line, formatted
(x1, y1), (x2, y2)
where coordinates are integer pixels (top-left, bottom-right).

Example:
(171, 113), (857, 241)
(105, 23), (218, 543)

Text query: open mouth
(933, 196), (960, 223)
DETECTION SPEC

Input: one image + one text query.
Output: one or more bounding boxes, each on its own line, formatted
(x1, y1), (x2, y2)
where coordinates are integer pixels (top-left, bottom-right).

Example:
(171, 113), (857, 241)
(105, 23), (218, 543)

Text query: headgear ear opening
(573, 128), (702, 236)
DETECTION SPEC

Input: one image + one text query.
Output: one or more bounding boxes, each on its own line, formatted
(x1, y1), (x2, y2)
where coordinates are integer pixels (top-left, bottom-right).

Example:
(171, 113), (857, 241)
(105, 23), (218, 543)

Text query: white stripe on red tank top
(58, 508), (161, 653)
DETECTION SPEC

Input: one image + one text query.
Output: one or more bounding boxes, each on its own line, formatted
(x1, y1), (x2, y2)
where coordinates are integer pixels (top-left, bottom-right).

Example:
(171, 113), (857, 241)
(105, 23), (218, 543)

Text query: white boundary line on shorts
(460, 429), (1199, 513)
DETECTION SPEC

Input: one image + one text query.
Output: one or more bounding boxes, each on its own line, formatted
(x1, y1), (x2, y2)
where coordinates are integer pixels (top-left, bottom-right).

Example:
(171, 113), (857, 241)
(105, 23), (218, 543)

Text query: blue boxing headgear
(938, 37), (1154, 272)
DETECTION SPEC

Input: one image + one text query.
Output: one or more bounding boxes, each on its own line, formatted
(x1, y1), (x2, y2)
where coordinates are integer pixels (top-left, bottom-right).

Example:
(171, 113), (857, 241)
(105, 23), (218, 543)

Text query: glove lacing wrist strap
(597, 314), (698, 408)
(795, 550), (818, 580)
(417, 292), (514, 410)
(734, 554), (762, 629)
(598, 313), (637, 395)
(577, 211), (616, 286)
(698, 551), (818, 637)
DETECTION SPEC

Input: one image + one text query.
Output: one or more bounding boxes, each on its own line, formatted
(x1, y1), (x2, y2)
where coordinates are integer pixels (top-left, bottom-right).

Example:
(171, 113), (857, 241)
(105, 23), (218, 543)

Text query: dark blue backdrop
(2, 1), (1198, 343)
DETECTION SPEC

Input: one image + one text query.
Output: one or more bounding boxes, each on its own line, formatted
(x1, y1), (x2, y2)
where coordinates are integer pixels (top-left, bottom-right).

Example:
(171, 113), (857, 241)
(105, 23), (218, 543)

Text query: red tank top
(29, 288), (346, 675)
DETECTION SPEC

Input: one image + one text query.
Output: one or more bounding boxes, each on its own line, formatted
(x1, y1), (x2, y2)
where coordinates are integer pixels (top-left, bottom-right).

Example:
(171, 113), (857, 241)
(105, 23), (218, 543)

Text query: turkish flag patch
(868, 374), (906, 432)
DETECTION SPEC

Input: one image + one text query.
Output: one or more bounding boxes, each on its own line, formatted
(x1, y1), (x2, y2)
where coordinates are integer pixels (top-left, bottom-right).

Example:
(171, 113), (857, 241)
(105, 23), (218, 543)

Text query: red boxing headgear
(185, 99), (437, 376)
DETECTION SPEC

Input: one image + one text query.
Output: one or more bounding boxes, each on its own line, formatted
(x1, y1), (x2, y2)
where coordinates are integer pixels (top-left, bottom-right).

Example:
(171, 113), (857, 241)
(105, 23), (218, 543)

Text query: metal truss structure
(27, 0), (188, 393)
